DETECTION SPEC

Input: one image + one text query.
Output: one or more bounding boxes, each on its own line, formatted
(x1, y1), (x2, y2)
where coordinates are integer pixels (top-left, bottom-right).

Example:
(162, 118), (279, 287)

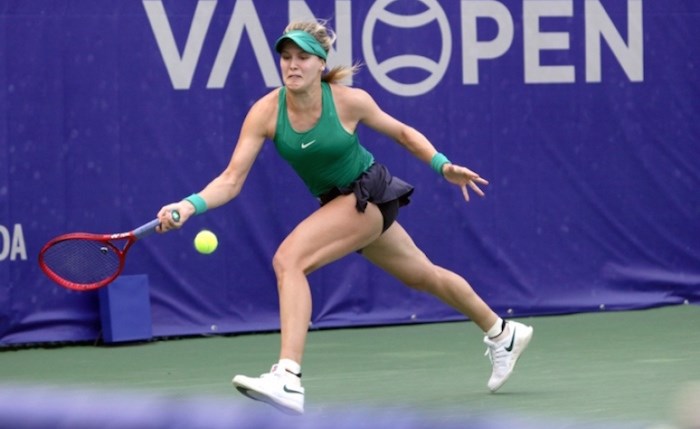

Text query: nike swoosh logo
(301, 140), (316, 149)
(505, 327), (516, 352)
(283, 385), (304, 395)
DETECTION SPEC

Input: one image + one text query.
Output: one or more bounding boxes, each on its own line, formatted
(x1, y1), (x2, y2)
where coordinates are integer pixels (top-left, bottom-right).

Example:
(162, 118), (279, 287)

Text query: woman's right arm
(158, 91), (278, 231)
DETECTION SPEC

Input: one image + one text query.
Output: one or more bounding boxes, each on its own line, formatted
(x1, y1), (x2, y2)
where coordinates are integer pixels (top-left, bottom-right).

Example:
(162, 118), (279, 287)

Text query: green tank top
(273, 82), (374, 197)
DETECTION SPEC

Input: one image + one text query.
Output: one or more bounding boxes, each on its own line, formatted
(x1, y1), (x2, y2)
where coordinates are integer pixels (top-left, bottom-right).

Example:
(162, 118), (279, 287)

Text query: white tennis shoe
(232, 364), (305, 415)
(483, 321), (533, 392)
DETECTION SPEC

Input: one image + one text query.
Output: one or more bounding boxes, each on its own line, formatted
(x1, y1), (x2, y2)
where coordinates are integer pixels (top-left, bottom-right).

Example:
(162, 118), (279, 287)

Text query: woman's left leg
(361, 221), (498, 330)
(361, 221), (533, 392)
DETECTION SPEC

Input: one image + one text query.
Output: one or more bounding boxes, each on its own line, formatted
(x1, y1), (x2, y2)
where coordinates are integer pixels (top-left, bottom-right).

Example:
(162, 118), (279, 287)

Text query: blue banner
(1, 0), (699, 345)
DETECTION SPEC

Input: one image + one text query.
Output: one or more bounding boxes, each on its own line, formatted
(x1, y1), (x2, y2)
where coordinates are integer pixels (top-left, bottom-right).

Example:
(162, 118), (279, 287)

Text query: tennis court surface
(1, 304), (698, 428)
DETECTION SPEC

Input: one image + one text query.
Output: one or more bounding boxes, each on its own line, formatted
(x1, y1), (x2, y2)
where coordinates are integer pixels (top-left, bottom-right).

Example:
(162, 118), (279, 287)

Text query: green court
(1, 305), (698, 427)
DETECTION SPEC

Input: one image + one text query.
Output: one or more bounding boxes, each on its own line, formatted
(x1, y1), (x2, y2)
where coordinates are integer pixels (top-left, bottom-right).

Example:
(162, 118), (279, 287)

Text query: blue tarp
(1, 0), (698, 345)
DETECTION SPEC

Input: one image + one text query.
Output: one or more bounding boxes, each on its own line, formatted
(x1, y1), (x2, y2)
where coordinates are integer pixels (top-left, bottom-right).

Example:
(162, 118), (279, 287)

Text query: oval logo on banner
(363, 0), (451, 97)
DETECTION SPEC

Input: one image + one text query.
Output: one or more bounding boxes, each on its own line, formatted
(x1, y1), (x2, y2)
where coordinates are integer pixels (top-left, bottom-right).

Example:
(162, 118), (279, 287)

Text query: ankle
(278, 358), (302, 378)
(491, 324), (511, 342)
(486, 318), (507, 339)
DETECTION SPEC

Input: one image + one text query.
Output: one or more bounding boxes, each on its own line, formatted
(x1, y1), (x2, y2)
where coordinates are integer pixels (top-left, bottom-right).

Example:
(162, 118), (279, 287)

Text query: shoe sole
(232, 378), (304, 415)
(489, 325), (534, 393)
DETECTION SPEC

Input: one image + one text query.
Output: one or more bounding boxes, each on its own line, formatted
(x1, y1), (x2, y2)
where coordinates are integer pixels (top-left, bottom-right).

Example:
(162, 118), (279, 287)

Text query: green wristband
(430, 152), (451, 176)
(184, 193), (208, 215)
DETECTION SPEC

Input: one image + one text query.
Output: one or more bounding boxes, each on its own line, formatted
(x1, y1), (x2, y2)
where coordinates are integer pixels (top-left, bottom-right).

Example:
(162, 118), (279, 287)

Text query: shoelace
(484, 341), (509, 370)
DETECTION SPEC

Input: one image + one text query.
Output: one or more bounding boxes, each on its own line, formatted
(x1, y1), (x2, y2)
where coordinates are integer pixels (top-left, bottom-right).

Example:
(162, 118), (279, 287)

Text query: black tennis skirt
(318, 162), (414, 213)
(318, 162), (414, 233)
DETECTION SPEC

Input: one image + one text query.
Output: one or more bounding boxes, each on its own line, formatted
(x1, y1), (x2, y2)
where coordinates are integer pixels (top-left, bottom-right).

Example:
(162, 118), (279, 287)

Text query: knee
(272, 247), (293, 279)
(272, 244), (307, 282)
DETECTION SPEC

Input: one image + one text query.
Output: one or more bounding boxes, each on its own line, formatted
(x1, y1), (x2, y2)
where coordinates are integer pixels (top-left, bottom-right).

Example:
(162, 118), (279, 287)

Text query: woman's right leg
(272, 194), (384, 365)
(232, 194), (384, 414)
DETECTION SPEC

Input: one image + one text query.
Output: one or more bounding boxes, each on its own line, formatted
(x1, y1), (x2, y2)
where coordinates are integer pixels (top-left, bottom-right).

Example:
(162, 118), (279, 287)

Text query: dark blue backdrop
(1, 0), (698, 345)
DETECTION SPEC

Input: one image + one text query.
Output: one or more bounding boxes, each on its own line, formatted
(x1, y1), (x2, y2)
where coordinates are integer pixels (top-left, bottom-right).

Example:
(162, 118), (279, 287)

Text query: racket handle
(133, 210), (181, 239)
(134, 219), (161, 239)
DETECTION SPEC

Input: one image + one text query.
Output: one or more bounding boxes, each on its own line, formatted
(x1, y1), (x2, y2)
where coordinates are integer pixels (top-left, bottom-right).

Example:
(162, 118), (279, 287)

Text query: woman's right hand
(157, 201), (195, 232)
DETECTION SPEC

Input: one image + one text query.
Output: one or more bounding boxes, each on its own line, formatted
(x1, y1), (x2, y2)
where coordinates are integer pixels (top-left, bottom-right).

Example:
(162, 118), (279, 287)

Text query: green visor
(274, 30), (327, 60)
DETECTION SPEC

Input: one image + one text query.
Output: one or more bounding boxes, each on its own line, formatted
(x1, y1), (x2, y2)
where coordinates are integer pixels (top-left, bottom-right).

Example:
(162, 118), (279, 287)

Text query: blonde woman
(157, 21), (533, 414)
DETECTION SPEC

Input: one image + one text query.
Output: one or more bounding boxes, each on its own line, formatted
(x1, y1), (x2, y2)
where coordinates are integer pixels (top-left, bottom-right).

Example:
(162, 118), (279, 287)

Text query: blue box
(98, 274), (153, 343)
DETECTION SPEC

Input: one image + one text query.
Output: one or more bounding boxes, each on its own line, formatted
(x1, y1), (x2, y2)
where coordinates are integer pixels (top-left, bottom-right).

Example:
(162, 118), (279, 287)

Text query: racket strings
(41, 239), (122, 285)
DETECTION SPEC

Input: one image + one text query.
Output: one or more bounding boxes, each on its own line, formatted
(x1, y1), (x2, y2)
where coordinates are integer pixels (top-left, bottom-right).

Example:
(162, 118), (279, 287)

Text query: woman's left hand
(442, 164), (489, 202)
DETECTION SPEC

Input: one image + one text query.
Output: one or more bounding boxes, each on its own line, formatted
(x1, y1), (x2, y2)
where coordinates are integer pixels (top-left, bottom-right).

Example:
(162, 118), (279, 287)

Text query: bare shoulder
(329, 83), (372, 106)
(329, 83), (377, 122)
(245, 88), (281, 139)
(249, 88), (280, 117)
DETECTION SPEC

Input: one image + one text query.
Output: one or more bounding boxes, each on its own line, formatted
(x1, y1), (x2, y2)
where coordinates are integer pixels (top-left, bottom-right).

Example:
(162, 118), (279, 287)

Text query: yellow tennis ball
(194, 230), (218, 254)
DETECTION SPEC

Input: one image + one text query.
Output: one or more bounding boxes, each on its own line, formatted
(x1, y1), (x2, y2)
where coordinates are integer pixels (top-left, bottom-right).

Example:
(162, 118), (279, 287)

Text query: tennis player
(157, 20), (533, 414)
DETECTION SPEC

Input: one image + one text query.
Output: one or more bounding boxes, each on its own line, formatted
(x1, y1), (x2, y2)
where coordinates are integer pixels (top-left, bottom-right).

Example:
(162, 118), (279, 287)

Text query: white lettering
(143, 0), (217, 90)
(585, 0), (644, 82)
(461, 0), (514, 85)
(0, 224), (27, 261)
(523, 0), (575, 84)
(143, 0), (646, 93)
(0, 225), (8, 260)
(11, 224), (27, 261)
(208, 0), (280, 88)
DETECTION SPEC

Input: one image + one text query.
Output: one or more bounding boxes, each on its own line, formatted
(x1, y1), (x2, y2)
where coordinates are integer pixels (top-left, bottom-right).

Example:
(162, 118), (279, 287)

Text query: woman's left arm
(349, 87), (488, 201)
(348, 87), (436, 162)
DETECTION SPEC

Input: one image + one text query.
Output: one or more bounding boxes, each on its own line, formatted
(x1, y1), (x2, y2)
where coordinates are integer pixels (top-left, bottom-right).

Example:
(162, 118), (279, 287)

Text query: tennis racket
(38, 211), (179, 291)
